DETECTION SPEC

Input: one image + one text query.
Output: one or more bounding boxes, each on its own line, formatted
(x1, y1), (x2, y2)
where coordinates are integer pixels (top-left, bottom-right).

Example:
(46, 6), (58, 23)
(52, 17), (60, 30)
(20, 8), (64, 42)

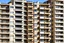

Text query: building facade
(0, 0), (64, 43)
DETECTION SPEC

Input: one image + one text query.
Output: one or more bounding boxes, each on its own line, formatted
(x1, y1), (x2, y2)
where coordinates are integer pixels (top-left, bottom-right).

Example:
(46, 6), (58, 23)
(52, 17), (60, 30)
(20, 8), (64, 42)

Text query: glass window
(10, 16), (14, 18)
(10, 6), (14, 8)
(34, 10), (37, 12)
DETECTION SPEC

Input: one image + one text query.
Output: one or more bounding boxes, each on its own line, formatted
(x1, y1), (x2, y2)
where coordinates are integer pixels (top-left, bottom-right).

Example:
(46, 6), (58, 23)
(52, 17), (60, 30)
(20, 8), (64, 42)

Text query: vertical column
(63, 1), (64, 43)
(22, 0), (24, 43)
(9, 5), (15, 43)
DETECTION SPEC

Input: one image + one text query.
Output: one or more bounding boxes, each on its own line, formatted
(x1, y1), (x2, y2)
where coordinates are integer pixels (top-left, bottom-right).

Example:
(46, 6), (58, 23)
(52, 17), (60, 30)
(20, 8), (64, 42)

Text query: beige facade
(0, 0), (64, 43)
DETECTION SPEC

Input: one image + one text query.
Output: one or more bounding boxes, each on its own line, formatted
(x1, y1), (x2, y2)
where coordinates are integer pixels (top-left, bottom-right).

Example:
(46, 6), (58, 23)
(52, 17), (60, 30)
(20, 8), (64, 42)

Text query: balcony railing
(1, 12), (9, 14)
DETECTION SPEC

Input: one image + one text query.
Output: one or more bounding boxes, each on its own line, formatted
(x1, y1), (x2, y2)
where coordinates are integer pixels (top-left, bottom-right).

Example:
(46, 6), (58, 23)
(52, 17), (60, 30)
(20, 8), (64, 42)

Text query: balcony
(15, 27), (22, 30)
(34, 20), (39, 23)
(55, 21), (63, 23)
(28, 6), (33, 8)
(28, 36), (33, 38)
(55, 42), (64, 43)
(15, 32), (22, 34)
(34, 11), (39, 14)
(15, 13), (22, 16)
(28, 19), (33, 21)
(40, 32), (44, 34)
(40, 7), (44, 9)
(28, 33), (33, 35)
(55, 12), (63, 14)
(15, 9), (22, 11)
(40, 12), (44, 14)
(28, 28), (33, 30)
(55, 17), (63, 19)
(45, 26), (51, 29)
(45, 37), (51, 39)
(55, 3), (63, 5)
(0, 32), (9, 34)
(45, 12), (50, 14)
(45, 8), (50, 10)
(40, 26), (44, 28)
(34, 15), (39, 18)
(0, 7), (6, 10)
(40, 16), (44, 19)
(40, 40), (44, 43)
(28, 42), (33, 43)
(55, 29), (63, 31)
(0, 12), (9, 14)
(15, 42), (22, 43)
(40, 42), (44, 43)
(15, 37), (22, 39)
(0, 22), (9, 24)
(0, 42), (9, 43)
(45, 32), (50, 34)
(55, 25), (63, 27)
(55, 38), (63, 39)
(15, 23), (22, 25)
(45, 22), (51, 24)
(45, 17), (51, 19)
(28, 38), (33, 39)
(0, 27), (9, 29)
(15, 4), (22, 6)
(34, 7), (37, 9)
(0, 17), (9, 19)
(45, 42), (50, 43)
(28, 10), (33, 12)
(40, 21), (44, 23)
(15, 18), (22, 20)
(40, 37), (44, 39)
(34, 25), (39, 28)
(28, 14), (33, 16)
(28, 24), (33, 25)
(55, 7), (63, 10)
(0, 37), (9, 39)
(55, 33), (63, 35)
(15, 0), (23, 2)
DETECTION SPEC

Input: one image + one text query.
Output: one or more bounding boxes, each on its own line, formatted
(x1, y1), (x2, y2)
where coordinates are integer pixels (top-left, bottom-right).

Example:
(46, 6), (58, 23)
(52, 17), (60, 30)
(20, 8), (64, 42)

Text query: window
(10, 6), (14, 8)
(10, 25), (14, 28)
(40, 24), (44, 26)
(40, 6), (44, 8)
(41, 29), (44, 32)
(40, 34), (44, 37)
(10, 16), (14, 18)
(34, 14), (37, 17)
(34, 28), (37, 30)
(34, 5), (37, 7)
(10, 21), (14, 24)
(34, 10), (37, 12)
(34, 23), (37, 26)
(10, 12), (14, 14)
(40, 39), (44, 42)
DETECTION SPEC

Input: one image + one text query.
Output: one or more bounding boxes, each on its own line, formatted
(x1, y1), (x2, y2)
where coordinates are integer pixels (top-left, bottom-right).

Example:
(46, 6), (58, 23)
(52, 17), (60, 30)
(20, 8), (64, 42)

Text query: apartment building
(0, 0), (64, 43)
(49, 0), (64, 43)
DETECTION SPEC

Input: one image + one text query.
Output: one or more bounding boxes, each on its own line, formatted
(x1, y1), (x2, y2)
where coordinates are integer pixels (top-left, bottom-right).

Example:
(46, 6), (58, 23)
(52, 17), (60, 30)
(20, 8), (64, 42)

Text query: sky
(0, 0), (47, 3)
(0, 0), (10, 3)
(27, 0), (47, 2)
